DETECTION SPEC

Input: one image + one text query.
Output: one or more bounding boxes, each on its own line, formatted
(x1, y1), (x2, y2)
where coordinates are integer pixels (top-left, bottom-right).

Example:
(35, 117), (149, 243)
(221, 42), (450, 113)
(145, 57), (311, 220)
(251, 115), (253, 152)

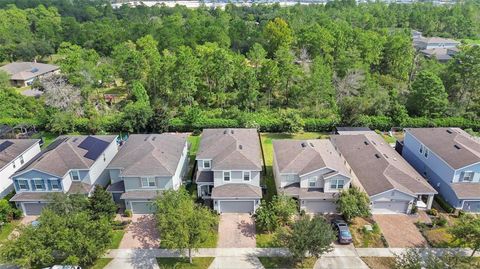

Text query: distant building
(412, 32), (461, 62)
(0, 62), (59, 87)
(420, 47), (460, 62)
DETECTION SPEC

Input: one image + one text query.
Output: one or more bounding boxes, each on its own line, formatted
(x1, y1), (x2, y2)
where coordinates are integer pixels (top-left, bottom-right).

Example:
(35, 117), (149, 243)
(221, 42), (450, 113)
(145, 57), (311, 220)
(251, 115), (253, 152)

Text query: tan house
(0, 62), (59, 87)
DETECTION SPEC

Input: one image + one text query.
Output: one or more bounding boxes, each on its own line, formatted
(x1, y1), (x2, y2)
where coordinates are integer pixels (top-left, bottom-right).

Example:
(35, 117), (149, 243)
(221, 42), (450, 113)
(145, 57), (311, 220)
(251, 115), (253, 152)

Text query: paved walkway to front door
(217, 213), (256, 248)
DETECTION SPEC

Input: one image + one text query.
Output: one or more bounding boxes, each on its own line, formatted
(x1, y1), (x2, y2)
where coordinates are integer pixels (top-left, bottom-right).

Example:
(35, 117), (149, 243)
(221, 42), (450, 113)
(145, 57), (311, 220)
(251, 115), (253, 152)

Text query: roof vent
(446, 129), (453, 134)
(152, 136), (156, 141)
(374, 154), (381, 159)
(144, 136), (149, 141)
(383, 154), (389, 159)
(309, 143), (314, 147)
(223, 130), (227, 134)
(231, 130), (234, 134)
(454, 144), (461, 149)
(371, 140), (377, 145)
(301, 142), (307, 148)
(31, 67), (39, 73)
(364, 141), (369, 145)
(72, 138), (78, 143)
(239, 145), (243, 150)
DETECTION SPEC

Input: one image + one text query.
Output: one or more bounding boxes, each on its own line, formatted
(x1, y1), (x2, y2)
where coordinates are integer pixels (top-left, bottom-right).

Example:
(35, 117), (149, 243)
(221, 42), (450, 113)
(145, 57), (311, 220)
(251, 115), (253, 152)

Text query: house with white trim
(272, 139), (351, 213)
(331, 132), (437, 214)
(106, 134), (189, 214)
(195, 128), (263, 214)
(10, 135), (118, 215)
(0, 139), (41, 198)
(402, 128), (480, 212)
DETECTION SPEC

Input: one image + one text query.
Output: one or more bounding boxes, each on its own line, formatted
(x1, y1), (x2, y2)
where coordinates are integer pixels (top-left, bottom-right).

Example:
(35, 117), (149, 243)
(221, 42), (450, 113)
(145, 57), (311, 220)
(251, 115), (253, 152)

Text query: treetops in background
(0, 0), (479, 134)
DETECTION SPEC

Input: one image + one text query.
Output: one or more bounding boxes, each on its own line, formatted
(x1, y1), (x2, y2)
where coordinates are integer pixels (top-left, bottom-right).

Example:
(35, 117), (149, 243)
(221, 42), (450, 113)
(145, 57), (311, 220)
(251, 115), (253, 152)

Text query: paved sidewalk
(208, 257), (264, 269)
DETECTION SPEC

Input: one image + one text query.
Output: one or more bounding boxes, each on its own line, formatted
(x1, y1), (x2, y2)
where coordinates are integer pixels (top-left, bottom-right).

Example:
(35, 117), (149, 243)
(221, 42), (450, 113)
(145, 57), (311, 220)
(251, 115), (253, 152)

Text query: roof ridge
(65, 139), (90, 167)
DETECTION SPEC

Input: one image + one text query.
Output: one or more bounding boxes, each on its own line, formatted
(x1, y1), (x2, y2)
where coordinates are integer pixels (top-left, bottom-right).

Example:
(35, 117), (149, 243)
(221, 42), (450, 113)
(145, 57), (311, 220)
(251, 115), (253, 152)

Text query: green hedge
(434, 195), (455, 213)
(355, 116), (480, 131)
(0, 117), (43, 127)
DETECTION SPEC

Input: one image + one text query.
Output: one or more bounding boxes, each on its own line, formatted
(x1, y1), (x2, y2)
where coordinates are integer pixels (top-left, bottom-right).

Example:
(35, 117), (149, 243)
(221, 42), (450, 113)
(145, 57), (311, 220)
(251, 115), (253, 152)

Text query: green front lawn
(88, 258), (113, 269)
(350, 217), (387, 248)
(0, 220), (19, 242)
(109, 229), (125, 249)
(258, 257), (317, 269)
(157, 257), (214, 269)
(256, 231), (281, 248)
(200, 228), (218, 248)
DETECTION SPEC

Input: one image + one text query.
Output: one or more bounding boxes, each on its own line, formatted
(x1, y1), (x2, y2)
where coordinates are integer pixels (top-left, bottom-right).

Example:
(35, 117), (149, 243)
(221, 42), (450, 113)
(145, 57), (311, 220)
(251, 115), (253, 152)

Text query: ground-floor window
(200, 185), (213, 196)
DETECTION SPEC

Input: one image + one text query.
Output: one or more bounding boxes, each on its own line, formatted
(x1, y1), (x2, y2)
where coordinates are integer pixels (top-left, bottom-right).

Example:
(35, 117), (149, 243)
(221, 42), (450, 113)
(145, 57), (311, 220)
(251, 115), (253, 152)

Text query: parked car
(331, 219), (353, 244)
(43, 266), (81, 269)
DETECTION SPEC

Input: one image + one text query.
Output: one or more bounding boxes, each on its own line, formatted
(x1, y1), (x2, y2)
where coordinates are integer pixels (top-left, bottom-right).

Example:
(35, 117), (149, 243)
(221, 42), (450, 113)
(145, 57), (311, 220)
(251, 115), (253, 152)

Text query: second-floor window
(243, 171), (251, 181)
(33, 179), (44, 190)
(330, 179), (345, 189)
(461, 171), (475, 182)
(18, 179), (29, 190)
(70, 170), (80, 181)
(141, 177), (156, 188)
(224, 171), (231, 181)
(308, 177), (317, 187)
(203, 160), (211, 169)
(50, 179), (60, 190)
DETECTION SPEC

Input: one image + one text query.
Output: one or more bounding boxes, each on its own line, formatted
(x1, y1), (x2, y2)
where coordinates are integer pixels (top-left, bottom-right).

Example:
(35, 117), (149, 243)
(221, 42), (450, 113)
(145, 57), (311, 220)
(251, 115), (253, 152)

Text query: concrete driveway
(373, 214), (427, 247)
(119, 214), (160, 249)
(218, 213), (256, 248)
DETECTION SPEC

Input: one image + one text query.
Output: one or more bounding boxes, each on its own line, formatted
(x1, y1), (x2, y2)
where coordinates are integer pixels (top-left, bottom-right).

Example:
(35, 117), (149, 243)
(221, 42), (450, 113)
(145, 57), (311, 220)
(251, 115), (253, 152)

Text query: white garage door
(219, 201), (255, 213)
(23, 203), (47, 216)
(304, 200), (337, 213)
(130, 201), (155, 214)
(373, 201), (409, 214)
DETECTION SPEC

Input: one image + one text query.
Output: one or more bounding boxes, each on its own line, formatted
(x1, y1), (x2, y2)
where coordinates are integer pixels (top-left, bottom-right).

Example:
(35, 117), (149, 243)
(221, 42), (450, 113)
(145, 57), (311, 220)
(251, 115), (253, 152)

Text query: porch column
(426, 195), (434, 209)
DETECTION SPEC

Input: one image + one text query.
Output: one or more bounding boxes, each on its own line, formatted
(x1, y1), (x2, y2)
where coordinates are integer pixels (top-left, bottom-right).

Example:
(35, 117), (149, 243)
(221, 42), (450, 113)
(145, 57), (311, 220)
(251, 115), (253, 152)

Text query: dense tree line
(0, 1), (479, 134)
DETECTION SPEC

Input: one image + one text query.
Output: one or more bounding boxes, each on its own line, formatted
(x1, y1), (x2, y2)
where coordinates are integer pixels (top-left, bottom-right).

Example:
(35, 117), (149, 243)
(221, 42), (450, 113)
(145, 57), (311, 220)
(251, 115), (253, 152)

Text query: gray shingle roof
(0, 139), (39, 169)
(9, 192), (52, 202)
(450, 183), (480, 200)
(211, 184), (262, 198)
(281, 183), (338, 200)
(405, 128), (480, 169)
(67, 182), (93, 194)
(0, 62), (59, 81)
(196, 171), (214, 183)
(197, 129), (262, 171)
(14, 135), (116, 178)
(273, 139), (350, 177)
(108, 134), (187, 177)
(107, 181), (125, 192)
(331, 133), (436, 197)
(120, 190), (161, 200)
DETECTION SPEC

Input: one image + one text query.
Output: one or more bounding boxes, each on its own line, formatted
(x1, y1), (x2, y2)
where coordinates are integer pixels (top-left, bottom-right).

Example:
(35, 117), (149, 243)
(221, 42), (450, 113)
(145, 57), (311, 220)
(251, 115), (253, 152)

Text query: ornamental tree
(336, 187), (371, 222)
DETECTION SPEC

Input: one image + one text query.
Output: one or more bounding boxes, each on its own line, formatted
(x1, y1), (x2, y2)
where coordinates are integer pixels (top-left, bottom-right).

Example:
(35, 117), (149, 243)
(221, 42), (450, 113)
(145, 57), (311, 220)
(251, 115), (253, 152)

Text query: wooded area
(0, 0), (479, 133)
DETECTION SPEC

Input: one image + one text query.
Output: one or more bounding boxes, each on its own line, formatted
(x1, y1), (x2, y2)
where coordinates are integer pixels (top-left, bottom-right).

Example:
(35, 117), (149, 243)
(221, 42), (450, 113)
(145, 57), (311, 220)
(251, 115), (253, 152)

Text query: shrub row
(434, 195), (455, 214)
(2, 115), (479, 134)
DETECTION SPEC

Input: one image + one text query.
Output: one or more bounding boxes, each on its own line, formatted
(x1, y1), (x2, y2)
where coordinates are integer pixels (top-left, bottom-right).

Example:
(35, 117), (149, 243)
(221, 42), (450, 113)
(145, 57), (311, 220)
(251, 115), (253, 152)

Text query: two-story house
(272, 139), (351, 213)
(106, 134), (189, 214)
(331, 132), (437, 214)
(10, 135), (118, 216)
(402, 128), (480, 212)
(196, 128), (263, 214)
(0, 139), (41, 198)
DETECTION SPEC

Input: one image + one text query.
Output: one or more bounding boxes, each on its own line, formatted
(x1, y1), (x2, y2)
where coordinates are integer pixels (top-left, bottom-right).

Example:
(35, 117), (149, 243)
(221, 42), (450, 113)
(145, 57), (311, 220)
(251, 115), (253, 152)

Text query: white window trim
(33, 178), (44, 190)
(330, 179), (345, 189)
(141, 177), (156, 188)
(71, 170), (81, 181)
(18, 179), (29, 190)
(308, 176), (317, 187)
(223, 171), (231, 182)
(203, 160), (211, 169)
(50, 178), (60, 190)
(243, 171), (251, 181)
(462, 171), (475, 182)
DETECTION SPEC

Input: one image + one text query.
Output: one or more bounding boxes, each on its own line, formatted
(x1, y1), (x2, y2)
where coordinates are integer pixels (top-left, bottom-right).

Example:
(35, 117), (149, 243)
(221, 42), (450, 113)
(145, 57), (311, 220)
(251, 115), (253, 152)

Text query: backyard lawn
(258, 257), (317, 269)
(32, 131), (58, 149)
(157, 257), (214, 269)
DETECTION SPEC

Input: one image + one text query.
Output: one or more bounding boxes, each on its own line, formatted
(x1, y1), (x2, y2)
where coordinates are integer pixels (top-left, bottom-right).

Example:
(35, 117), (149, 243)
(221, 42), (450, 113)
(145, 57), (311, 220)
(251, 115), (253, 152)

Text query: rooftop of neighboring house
(405, 128), (480, 170)
(273, 139), (350, 178)
(13, 135), (117, 178)
(196, 128), (262, 171)
(415, 36), (460, 44)
(0, 139), (40, 169)
(331, 133), (436, 197)
(335, 126), (372, 135)
(0, 62), (59, 81)
(107, 133), (188, 177)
